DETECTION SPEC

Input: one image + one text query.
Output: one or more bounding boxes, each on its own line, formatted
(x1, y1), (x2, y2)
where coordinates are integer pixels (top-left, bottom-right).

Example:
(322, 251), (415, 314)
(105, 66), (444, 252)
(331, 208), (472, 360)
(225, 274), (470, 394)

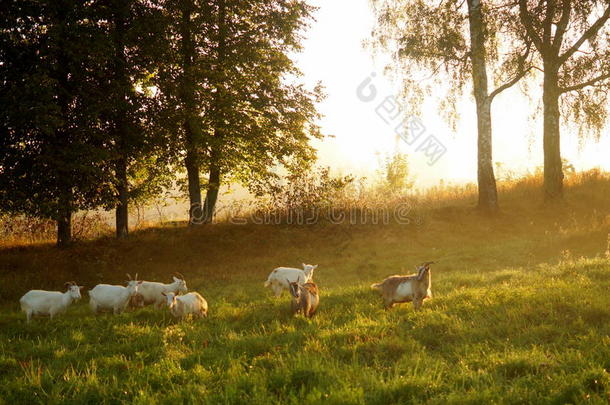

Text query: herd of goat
(17, 262), (435, 323)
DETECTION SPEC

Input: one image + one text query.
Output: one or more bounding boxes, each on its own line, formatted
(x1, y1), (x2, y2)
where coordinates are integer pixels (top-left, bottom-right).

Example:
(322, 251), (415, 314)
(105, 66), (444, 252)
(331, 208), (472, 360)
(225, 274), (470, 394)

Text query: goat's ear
(312, 265), (318, 270)
(173, 276), (179, 282)
(302, 263), (307, 269)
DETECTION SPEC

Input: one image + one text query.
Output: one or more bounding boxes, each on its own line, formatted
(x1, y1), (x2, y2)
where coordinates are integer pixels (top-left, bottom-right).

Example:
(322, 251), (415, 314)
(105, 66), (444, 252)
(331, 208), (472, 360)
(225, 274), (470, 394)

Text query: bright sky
(294, 0), (610, 188)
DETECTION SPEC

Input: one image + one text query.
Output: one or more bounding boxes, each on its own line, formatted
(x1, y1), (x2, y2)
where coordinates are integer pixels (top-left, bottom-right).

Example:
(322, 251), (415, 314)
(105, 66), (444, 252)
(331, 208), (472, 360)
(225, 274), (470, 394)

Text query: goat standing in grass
(19, 281), (83, 323)
(288, 280), (319, 318)
(264, 264), (317, 297)
(89, 274), (142, 314)
(371, 262), (434, 310)
(137, 273), (188, 308)
(127, 293), (145, 310)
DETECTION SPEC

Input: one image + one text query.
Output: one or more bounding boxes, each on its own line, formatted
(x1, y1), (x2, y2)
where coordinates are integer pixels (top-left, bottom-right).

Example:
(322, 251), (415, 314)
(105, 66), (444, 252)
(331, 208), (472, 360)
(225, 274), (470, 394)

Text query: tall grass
(0, 212), (112, 247)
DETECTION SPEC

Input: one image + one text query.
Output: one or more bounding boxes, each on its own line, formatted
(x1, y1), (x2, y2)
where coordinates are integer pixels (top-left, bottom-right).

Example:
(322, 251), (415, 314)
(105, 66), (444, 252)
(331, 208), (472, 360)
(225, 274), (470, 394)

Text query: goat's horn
(175, 272), (185, 279)
(135, 273), (138, 281)
(126, 273), (132, 280)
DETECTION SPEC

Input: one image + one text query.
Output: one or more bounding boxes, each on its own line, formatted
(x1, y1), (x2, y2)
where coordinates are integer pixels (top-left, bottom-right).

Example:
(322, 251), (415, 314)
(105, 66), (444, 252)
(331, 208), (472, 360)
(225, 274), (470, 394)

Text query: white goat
(162, 292), (208, 319)
(89, 274), (142, 314)
(19, 281), (83, 323)
(137, 273), (188, 308)
(264, 264), (317, 297)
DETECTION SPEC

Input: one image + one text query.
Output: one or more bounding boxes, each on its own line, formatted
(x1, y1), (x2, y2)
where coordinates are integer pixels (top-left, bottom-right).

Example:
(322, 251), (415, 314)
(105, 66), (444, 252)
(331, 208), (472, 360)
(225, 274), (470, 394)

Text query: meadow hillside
(0, 171), (609, 404)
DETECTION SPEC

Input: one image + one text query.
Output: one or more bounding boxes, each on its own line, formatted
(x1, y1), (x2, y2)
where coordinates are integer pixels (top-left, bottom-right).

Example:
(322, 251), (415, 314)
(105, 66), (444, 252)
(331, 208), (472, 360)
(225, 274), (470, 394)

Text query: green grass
(1, 173), (610, 404)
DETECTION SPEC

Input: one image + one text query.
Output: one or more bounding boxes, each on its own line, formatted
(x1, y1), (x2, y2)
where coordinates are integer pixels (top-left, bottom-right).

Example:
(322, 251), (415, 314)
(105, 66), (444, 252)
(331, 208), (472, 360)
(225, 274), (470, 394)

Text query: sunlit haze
(295, 0), (610, 189)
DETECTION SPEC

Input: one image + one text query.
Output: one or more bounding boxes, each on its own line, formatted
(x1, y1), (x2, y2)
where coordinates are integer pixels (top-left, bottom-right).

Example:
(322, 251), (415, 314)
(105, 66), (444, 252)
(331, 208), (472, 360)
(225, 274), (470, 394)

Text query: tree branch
(532, 65), (545, 73)
(518, 0), (544, 53)
(552, 0), (571, 50)
(560, 72), (610, 93)
(489, 66), (532, 100)
(542, 0), (556, 47)
(559, 5), (610, 63)
(489, 40), (533, 100)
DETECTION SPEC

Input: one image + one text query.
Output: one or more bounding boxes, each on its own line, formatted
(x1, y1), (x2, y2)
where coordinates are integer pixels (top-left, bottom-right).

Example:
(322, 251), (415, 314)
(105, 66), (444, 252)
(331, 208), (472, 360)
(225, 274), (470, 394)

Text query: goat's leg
(304, 301), (312, 318)
(309, 304), (317, 317)
(272, 283), (283, 297)
(413, 295), (423, 311)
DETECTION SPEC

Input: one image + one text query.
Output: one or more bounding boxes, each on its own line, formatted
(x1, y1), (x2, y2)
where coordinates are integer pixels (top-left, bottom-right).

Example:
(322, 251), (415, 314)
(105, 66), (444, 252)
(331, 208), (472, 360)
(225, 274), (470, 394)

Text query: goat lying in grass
(19, 281), (83, 323)
(264, 264), (317, 297)
(371, 262), (434, 310)
(162, 292), (208, 320)
(288, 280), (319, 318)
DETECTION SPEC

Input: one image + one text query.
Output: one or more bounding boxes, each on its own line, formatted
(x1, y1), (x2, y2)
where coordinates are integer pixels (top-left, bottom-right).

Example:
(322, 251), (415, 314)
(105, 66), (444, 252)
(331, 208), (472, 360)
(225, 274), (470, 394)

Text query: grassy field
(1, 172), (609, 404)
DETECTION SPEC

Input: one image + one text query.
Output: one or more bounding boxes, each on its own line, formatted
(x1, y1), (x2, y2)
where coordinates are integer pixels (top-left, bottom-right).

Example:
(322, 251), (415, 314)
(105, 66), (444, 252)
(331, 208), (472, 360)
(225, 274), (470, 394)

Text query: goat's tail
(370, 283), (382, 291)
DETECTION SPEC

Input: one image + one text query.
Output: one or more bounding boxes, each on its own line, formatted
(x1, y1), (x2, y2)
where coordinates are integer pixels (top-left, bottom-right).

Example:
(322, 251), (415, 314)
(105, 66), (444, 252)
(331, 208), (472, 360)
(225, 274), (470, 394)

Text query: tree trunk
(180, 2), (203, 225)
(542, 63), (563, 200)
(55, 7), (73, 247)
(203, 163), (221, 223)
(467, 0), (499, 213)
(476, 99), (498, 212)
(185, 133), (203, 224)
(113, 7), (130, 237)
(57, 191), (72, 247)
(115, 158), (129, 238)
(201, 0), (226, 224)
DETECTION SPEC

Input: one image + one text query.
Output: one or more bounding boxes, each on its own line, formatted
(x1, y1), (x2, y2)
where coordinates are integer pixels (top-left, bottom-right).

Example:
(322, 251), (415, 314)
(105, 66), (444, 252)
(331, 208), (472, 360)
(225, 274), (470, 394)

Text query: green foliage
(0, 0), (113, 221)
(369, 0), (531, 127)
(157, 0), (324, 186)
(92, 0), (173, 210)
(250, 166), (355, 222)
(517, 0), (610, 138)
(376, 153), (414, 195)
(0, 0), (323, 239)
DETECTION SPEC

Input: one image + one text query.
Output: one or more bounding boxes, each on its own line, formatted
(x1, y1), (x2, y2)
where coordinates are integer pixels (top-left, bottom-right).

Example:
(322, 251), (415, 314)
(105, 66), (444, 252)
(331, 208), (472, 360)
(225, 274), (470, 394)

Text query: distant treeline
(0, 0), (322, 246)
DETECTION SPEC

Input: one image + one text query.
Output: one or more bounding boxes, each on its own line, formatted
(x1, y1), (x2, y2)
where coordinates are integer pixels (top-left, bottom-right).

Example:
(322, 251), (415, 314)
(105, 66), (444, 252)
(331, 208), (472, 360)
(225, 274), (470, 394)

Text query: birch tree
(371, 0), (532, 212)
(517, 0), (610, 200)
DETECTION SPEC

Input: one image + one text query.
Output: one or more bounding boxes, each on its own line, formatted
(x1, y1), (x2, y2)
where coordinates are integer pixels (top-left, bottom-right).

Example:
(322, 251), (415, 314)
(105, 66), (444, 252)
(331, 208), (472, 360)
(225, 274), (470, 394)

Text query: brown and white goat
(371, 262), (434, 310)
(288, 280), (319, 318)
